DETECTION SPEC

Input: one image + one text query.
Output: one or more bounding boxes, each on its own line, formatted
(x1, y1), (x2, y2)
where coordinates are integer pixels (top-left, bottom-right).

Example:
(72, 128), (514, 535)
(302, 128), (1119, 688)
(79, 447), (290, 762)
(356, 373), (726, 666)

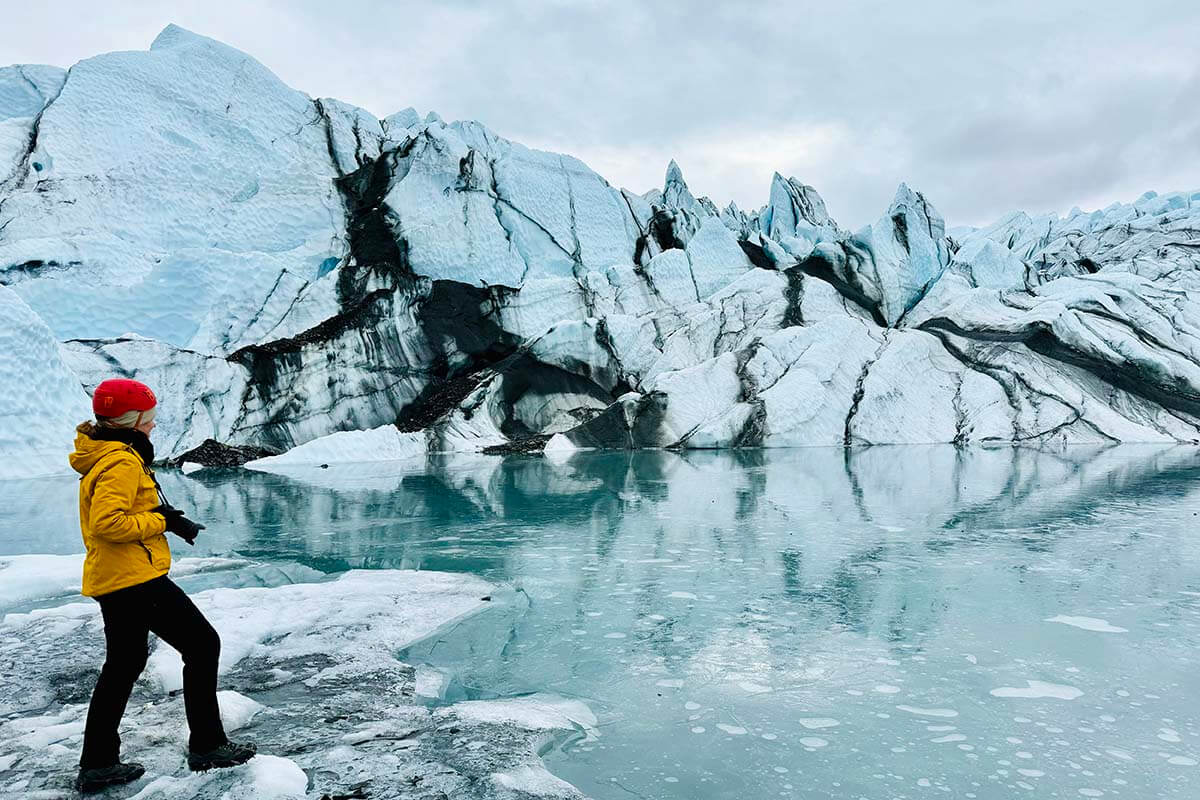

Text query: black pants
(79, 576), (227, 768)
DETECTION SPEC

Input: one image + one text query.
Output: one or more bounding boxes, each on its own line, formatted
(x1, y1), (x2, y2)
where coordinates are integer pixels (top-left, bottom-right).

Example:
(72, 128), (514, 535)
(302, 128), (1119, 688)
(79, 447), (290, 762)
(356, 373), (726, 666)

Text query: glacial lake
(3, 444), (1200, 799)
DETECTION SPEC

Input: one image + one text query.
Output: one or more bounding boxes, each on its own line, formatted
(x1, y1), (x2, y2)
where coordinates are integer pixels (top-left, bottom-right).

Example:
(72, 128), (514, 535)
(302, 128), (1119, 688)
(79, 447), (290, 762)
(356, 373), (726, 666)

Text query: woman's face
(135, 418), (156, 437)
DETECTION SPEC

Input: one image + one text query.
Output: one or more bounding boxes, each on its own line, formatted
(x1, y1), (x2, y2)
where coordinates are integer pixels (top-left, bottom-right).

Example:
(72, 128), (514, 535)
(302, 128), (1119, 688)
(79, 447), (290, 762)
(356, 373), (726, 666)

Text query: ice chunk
(244, 425), (427, 468)
(990, 681), (1083, 700)
(443, 694), (598, 737)
(797, 718), (840, 729)
(0, 554), (253, 608)
(145, 570), (494, 691)
(1045, 615), (1128, 633)
(895, 705), (959, 718)
(0, 554), (84, 606)
(127, 754), (307, 799)
(492, 764), (585, 798)
(217, 690), (266, 730)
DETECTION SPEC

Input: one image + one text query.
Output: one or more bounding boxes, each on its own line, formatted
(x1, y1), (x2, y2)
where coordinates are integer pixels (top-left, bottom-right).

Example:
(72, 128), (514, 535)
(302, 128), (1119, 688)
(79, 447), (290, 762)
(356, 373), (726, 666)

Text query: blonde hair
(96, 405), (157, 429)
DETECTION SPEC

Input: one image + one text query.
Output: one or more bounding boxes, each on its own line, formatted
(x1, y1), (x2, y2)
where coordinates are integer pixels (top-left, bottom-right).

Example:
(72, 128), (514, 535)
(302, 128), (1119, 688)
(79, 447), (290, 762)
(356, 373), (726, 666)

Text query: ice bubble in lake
(800, 737), (829, 748)
(669, 591), (698, 600)
(874, 685), (902, 694)
(1045, 616), (1128, 633)
(716, 724), (747, 735)
(990, 681), (1083, 700)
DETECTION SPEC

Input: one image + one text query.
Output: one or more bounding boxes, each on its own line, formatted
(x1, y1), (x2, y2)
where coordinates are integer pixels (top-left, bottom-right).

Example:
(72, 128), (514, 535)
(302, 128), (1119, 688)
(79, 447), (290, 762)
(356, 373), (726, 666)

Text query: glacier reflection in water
(4, 444), (1200, 798)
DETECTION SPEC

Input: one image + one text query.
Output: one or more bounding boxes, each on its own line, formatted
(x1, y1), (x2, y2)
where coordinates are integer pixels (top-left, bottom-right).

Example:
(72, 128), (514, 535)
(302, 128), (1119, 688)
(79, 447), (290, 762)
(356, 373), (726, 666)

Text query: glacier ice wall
(4, 25), (1200, 472)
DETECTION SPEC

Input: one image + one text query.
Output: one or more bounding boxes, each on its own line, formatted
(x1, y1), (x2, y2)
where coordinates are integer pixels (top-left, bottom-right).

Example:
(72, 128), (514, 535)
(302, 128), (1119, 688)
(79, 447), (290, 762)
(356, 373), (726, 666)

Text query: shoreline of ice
(0, 565), (594, 799)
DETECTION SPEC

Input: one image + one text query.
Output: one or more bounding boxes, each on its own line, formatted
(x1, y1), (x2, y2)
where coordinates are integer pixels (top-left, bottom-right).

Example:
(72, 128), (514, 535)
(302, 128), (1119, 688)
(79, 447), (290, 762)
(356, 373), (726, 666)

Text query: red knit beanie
(93, 379), (157, 427)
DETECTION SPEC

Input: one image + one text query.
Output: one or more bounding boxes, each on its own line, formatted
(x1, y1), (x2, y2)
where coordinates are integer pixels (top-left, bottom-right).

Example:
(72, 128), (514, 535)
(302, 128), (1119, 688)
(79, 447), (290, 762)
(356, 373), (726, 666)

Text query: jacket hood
(69, 421), (135, 477)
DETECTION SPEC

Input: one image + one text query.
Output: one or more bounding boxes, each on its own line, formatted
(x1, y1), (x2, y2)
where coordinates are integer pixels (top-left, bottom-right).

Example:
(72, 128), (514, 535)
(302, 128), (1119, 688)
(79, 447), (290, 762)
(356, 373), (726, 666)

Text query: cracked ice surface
(0, 568), (594, 799)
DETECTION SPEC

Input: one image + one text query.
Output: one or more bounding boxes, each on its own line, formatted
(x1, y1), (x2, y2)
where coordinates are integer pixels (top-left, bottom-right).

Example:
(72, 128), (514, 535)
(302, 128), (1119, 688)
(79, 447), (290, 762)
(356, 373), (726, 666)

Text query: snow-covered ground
(0, 566), (594, 798)
(0, 553), (250, 608)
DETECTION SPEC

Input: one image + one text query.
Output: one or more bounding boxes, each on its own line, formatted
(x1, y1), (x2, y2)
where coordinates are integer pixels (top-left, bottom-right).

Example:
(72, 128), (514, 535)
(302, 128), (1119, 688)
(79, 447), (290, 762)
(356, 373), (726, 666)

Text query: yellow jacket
(69, 423), (170, 597)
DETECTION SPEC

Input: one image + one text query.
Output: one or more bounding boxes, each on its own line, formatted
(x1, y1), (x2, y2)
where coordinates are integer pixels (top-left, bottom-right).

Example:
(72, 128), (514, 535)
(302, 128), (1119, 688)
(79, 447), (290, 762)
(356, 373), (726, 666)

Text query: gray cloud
(3, 0), (1199, 228)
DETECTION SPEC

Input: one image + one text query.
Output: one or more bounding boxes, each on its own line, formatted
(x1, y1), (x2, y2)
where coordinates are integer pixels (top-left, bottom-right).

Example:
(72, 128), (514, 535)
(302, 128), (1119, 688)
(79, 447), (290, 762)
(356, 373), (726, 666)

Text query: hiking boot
(76, 762), (146, 793)
(187, 740), (256, 772)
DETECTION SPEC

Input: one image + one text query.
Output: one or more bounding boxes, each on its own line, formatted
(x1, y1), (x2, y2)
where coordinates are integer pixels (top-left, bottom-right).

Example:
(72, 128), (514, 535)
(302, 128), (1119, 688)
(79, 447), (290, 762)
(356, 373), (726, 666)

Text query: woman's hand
(152, 504), (207, 545)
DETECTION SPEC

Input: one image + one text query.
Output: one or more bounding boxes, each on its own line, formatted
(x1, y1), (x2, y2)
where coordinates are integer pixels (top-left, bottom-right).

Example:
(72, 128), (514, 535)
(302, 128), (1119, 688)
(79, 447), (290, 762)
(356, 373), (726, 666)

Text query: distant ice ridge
(0, 286), (90, 478)
(1, 566), (593, 799)
(5, 25), (1200, 473)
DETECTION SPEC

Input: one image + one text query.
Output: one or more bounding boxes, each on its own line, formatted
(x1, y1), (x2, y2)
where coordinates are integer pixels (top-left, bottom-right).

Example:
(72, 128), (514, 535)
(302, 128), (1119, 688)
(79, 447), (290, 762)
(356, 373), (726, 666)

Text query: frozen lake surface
(3, 445), (1200, 798)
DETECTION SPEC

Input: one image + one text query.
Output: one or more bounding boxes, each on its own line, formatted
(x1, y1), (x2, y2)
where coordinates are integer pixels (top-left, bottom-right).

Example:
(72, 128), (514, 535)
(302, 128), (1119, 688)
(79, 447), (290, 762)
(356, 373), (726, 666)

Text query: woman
(69, 378), (255, 793)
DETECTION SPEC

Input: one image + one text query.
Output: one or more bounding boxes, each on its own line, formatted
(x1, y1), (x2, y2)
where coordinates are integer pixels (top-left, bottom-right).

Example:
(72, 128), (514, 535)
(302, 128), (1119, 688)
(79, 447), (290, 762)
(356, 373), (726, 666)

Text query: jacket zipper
(132, 444), (164, 569)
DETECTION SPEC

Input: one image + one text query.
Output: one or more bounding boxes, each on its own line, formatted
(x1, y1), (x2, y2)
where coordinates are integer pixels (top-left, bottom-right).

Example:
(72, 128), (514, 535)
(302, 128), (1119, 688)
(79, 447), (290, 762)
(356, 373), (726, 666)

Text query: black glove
(152, 504), (206, 545)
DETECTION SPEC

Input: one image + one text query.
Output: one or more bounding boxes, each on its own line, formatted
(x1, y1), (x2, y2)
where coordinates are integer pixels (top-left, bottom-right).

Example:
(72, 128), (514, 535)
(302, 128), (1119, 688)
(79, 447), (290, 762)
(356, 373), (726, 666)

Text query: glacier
(4, 25), (1200, 473)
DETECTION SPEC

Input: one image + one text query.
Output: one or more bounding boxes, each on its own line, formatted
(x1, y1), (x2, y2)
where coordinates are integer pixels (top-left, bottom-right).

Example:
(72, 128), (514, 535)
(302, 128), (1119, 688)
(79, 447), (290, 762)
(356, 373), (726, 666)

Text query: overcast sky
(3, 0), (1198, 228)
